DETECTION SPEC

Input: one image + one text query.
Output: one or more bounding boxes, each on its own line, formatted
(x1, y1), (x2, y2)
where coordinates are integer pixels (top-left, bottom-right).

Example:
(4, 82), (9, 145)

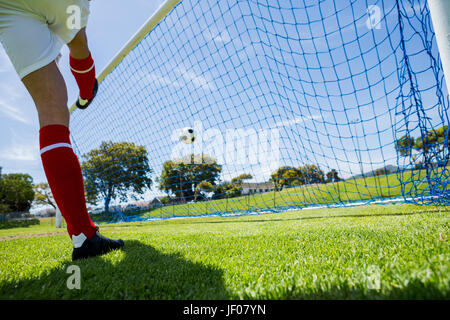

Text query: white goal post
(429, 0), (450, 91)
(55, 207), (62, 228)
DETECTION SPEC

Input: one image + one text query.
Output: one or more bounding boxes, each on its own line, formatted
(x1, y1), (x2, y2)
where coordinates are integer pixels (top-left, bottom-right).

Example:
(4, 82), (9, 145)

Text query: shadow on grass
(0, 219), (39, 230)
(0, 240), (232, 299)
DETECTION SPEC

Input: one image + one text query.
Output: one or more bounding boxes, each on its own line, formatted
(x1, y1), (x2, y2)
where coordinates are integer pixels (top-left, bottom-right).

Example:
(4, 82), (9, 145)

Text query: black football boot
(76, 78), (99, 110)
(72, 227), (124, 261)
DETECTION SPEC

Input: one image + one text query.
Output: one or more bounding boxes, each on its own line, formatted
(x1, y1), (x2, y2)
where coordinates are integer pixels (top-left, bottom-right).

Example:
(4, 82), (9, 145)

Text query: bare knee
(36, 102), (70, 128)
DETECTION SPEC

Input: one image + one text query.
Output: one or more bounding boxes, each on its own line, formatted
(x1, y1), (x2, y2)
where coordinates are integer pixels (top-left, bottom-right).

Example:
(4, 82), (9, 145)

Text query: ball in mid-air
(180, 127), (196, 144)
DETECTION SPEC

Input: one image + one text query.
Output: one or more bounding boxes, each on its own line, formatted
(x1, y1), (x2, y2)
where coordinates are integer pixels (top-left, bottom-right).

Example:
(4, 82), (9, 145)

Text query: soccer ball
(180, 127), (196, 144)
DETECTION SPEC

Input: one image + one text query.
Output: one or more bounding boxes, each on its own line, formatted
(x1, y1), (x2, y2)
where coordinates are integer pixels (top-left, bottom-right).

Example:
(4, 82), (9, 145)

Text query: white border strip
(70, 63), (95, 74)
(69, 0), (181, 113)
(40, 143), (72, 155)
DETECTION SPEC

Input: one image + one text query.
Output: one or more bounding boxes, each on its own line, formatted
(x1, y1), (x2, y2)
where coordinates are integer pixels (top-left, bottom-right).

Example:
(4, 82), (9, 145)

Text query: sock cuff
(69, 52), (94, 73)
(39, 124), (71, 150)
(72, 232), (87, 248)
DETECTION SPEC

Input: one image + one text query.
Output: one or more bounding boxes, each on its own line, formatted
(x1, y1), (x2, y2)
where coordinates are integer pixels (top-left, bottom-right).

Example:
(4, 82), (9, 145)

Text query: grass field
(126, 167), (449, 221)
(0, 203), (449, 299)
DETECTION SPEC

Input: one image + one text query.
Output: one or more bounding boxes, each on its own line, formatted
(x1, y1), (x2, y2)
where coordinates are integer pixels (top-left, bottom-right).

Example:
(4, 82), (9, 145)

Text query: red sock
(39, 124), (97, 239)
(70, 52), (96, 100)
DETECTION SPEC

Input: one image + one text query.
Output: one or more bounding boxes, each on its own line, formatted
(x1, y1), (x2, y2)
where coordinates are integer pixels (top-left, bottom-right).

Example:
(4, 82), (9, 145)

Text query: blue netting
(70, 0), (449, 223)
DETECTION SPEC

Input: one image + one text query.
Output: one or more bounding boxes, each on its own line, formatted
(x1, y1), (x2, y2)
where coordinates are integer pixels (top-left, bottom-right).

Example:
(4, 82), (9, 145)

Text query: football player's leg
(0, 7), (95, 239)
(42, 0), (96, 108)
(22, 62), (98, 240)
(67, 27), (98, 107)
(24, 63), (123, 261)
(1, 2), (122, 259)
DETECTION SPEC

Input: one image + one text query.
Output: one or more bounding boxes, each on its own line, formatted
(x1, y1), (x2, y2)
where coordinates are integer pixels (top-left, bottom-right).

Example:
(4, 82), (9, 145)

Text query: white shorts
(0, 0), (90, 79)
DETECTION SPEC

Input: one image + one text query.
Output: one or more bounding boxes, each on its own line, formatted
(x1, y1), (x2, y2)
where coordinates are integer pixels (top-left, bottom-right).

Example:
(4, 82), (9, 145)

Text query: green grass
(138, 167), (449, 220)
(0, 217), (58, 238)
(0, 203), (449, 299)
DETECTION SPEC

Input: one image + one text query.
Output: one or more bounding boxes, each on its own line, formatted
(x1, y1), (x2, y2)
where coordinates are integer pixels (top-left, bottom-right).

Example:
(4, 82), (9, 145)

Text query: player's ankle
(70, 52), (96, 100)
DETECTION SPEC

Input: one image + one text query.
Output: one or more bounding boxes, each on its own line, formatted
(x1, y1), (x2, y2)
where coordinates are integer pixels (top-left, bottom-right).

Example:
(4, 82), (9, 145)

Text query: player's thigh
(0, 13), (63, 79)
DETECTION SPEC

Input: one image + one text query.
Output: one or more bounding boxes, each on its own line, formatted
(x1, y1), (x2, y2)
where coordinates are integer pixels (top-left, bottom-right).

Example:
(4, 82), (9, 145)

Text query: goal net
(69, 0), (449, 222)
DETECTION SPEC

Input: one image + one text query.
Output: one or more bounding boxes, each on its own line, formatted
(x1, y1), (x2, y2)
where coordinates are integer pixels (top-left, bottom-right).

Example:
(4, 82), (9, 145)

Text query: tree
(414, 130), (438, 152)
(0, 203), (10, 215)
(225, 185), (242, 198)
(270, 166), (302, 191)
(298, 164), (325, 184)
(395, 134), (415, 158)
(212, 181), (243, 199)
(33, 183), (56, 209)
(436, 125), (450, 148)
(195, 180), (214, 201)
(374, 167), (389, 176)
(159, 154), (221, 202)
(326, 169), (341, 183)
(414, 125), (449, 166)
(0, 167), (8, 214)
(159, 196), (173, 205)
(395, 126), (449, 167)
(231, 173), (252, 186)
(81, 141), (153, 213)
(0, 173), (35, 212)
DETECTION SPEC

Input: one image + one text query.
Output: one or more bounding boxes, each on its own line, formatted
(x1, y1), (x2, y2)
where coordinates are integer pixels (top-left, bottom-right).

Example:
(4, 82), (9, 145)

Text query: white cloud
(0, 81), (23, 100)
(136, 67), (214, 91)
(213, 33), (231, 43)
(212, 31), (231, 44)
(0, 143), (38, 161)
(0, 100), (30, 124)
(204, 29), (232, 44)
(0, 67), (31, 124)
(144, 73), (183, 88)
(175, 66), (215, 91)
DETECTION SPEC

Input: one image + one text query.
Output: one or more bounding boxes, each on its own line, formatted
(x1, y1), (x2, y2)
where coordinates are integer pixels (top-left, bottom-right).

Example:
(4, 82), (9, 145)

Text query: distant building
(241, 182), (275, 195)
(121, 198), (164, 212)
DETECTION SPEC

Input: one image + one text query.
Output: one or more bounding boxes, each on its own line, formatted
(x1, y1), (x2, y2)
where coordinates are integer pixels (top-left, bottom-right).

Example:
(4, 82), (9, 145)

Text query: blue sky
(1, 0), (448, 207)
(0, 0), (165, 183)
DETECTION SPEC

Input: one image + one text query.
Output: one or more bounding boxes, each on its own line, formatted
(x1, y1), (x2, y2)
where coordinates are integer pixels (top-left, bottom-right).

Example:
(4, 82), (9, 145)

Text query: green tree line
(0, 167), (35, 215)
